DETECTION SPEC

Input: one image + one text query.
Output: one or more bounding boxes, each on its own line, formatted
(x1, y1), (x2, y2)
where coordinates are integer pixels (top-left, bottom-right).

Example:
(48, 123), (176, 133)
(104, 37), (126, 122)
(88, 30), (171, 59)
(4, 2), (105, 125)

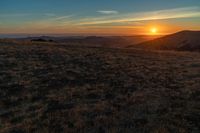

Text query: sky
(0, 0), (200, 35)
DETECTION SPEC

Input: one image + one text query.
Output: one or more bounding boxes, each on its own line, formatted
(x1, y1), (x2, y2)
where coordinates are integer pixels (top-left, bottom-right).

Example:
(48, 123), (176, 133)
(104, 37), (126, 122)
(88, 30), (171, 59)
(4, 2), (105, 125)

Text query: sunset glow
(150, 27), (158, 34)
(0, 0), (200, 35)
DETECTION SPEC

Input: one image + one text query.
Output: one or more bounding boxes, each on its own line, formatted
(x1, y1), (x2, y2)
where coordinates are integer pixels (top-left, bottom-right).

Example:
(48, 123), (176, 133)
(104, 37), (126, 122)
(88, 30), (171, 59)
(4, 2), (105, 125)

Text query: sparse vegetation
(0, 40), (200, 133)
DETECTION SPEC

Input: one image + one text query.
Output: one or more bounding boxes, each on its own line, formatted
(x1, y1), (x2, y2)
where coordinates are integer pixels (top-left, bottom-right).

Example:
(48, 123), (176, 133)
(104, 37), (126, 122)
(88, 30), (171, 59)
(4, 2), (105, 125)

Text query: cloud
(52, 15), (75, 21)
(97, 10), (118, 15)
(14, 14), (77, 32)
(1, 6), (200, 34)
(82, 25), (143, 30)
(78, 7), (200, 25)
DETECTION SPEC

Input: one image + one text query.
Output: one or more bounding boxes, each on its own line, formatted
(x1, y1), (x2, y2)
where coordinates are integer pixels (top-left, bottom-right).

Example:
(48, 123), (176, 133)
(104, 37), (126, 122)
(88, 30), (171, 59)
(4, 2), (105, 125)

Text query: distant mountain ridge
(130, 31), (200, 51)
(17, 35), (159, 48)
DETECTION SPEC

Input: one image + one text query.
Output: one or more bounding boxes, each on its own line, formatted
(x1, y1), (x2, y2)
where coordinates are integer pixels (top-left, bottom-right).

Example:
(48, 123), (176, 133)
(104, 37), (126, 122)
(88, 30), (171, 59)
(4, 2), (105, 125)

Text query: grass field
(0, 41), (200, 133)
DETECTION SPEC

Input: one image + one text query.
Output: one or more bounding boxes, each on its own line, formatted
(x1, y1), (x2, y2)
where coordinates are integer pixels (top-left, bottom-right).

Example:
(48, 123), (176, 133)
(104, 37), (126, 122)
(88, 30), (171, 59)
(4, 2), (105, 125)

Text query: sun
(150, 27), (158, 34)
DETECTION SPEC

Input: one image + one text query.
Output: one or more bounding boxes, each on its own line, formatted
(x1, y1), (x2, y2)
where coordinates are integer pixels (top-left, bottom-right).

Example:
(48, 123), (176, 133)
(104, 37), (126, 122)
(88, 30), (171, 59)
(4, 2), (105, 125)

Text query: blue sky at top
(0, 0), (200, 34)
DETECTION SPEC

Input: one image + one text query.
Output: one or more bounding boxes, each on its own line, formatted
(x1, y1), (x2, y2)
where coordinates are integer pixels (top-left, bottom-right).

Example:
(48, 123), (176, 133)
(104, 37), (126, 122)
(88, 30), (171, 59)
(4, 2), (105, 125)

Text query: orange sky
(0, 1), (200, 35)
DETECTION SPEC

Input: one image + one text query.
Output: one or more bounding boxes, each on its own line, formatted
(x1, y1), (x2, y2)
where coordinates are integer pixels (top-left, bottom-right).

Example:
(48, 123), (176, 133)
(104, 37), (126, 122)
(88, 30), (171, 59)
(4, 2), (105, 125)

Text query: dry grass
(0, 41), (199, 133)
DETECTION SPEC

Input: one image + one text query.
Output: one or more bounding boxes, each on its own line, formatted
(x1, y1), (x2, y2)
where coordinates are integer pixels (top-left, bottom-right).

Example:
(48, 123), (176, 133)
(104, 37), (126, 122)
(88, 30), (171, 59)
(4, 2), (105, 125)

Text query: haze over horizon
(0, 0), (200, 35)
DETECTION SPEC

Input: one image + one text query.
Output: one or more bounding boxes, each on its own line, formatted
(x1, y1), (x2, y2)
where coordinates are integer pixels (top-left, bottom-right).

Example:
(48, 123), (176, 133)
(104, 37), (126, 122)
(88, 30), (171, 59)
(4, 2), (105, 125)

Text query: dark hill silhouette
(129, 30), (200, 51)
(18, 35), (159, 48)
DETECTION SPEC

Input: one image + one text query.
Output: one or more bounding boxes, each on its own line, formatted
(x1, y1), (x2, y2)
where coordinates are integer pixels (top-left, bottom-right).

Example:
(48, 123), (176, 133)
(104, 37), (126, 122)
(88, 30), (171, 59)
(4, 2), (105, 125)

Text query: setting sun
(1, 0), (200, 132)
(150, 27), (158, 34)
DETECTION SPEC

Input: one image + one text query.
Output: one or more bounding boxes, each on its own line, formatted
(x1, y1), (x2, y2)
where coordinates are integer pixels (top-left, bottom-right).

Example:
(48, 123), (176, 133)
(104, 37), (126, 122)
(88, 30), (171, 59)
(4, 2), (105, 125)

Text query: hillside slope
(0, 41), (199, 132)
(130, 31), (200, 51)
(15, 35), (159, 48)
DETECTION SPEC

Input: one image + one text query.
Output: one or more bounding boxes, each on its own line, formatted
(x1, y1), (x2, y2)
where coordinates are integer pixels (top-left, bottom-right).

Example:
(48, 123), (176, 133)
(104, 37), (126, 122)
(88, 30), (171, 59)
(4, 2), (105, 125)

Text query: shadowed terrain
(129, 31), (200, 51)
(15, 35), (160, 48)
(0, 40), (200, 133)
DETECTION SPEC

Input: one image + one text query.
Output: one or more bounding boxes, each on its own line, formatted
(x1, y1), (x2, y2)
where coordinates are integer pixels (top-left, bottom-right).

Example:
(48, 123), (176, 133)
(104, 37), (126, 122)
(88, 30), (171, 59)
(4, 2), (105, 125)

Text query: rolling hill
(0, 39), (200, 132)
(14, 35), (159, 48)
(129, 31), (200, 51)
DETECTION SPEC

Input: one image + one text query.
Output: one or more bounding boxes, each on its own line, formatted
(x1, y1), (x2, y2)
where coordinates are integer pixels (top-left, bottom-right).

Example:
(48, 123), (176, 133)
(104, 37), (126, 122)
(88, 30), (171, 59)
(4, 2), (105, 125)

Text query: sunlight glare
(150, 27), (158, 34)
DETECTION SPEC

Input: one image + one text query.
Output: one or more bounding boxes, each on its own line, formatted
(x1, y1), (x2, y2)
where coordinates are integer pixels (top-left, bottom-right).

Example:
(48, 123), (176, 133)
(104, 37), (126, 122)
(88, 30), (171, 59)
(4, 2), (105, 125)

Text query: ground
(0, 41), (200, 133)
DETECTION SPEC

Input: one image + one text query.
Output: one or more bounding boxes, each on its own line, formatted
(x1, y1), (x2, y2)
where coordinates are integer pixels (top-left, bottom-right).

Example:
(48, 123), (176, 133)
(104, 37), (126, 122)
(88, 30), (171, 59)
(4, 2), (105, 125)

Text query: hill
(129, 31), (200, 51)
(14, 35), (159, 48)
(0, 40), (199, 132)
